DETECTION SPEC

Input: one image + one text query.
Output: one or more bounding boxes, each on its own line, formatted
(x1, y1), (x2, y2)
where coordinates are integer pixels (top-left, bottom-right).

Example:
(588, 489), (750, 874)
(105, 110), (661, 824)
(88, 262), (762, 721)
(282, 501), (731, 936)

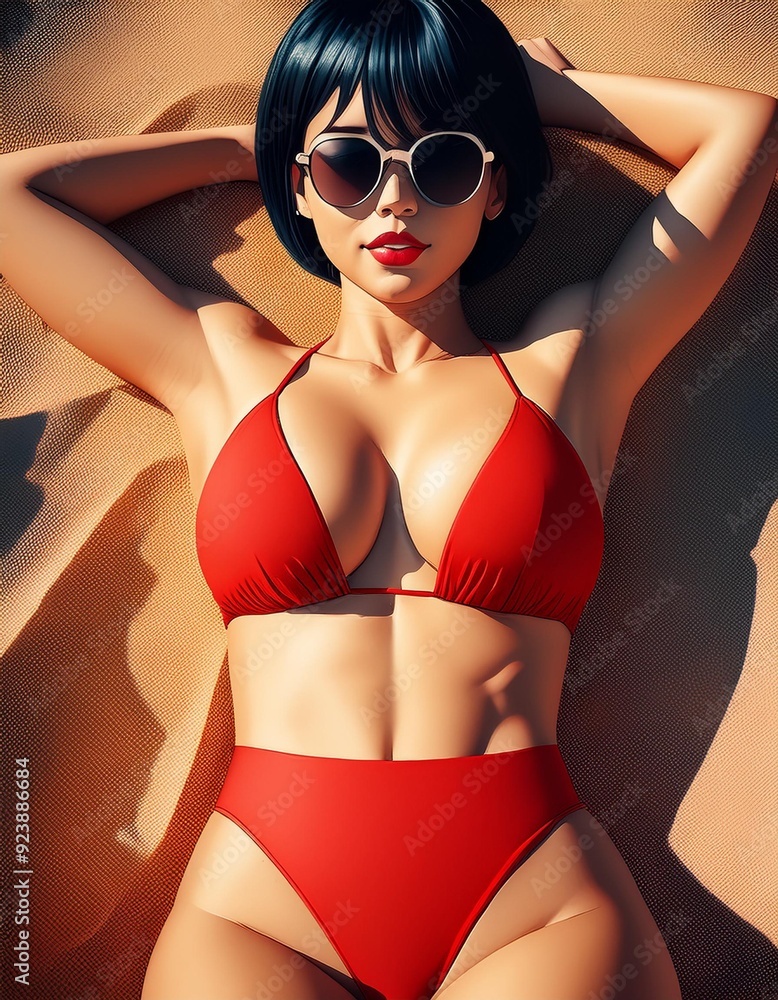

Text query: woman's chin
(342, 263), (461, 305)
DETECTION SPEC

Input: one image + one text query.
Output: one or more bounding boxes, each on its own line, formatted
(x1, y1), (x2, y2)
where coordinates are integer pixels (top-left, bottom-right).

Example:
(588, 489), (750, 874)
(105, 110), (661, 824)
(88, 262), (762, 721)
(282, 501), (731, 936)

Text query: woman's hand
(515, 37), (577, 126)
(516, 37), (575, 77)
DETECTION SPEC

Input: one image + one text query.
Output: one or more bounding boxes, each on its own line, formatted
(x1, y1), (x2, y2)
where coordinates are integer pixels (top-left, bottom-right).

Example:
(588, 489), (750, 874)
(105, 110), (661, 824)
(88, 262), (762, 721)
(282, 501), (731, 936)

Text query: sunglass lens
(310, 138), (380, 207)
(412, 134), (484, 205)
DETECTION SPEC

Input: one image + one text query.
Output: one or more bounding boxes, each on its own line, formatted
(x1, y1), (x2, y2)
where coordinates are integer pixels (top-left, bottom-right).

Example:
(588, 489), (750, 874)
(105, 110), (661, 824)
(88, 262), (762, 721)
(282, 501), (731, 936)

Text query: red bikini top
(196, 338), (604, 635)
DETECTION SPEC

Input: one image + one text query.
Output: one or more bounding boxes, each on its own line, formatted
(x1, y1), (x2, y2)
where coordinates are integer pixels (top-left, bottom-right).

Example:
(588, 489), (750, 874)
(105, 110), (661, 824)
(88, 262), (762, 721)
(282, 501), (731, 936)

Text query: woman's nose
(375, 163), (418, 214)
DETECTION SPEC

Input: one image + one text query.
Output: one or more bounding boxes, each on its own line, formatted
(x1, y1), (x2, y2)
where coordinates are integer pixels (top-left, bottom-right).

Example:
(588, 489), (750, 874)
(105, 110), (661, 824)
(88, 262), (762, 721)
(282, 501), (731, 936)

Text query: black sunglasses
(294, 130), (495, 208)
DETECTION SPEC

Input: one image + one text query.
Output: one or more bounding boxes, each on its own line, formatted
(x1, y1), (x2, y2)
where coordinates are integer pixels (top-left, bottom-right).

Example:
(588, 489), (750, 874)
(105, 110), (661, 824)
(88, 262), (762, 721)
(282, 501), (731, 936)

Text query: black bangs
(361, 3), (471, 146)
(256, 0), (553, 287)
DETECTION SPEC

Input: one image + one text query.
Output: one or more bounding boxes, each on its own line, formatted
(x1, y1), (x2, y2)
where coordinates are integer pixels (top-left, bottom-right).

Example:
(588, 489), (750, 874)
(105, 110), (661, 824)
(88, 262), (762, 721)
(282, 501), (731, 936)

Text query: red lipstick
(362, 231), (430, 266)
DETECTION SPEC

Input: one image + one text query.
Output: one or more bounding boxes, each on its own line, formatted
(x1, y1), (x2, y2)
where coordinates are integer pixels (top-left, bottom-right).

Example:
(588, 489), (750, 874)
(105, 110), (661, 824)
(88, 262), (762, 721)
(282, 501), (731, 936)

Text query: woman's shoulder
(484, 277), (626, 517)
(186, 293), (308, 371)
(484, 279), (597, 361)
(171, 292), (312, 425)
(479, 279), (596, 406)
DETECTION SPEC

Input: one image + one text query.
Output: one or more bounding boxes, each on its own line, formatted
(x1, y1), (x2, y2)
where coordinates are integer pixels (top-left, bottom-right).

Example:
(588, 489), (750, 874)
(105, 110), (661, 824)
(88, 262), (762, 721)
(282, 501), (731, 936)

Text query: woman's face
(291, 84), (506, 304)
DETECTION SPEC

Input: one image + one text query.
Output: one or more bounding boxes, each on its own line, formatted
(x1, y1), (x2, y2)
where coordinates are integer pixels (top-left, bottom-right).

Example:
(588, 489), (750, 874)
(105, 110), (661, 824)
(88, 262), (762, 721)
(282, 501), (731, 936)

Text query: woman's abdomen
(223, 593), (573, 760)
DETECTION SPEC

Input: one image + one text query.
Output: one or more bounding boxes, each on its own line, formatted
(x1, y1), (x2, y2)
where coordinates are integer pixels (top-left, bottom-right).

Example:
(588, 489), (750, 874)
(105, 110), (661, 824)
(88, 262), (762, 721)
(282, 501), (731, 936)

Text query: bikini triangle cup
(195, 338), (604, 634)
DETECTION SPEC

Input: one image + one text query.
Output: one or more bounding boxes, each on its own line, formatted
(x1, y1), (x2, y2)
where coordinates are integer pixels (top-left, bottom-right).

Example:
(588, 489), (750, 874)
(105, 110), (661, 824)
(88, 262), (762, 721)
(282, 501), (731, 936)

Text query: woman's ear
(485, 162), (507, 221)
(290, 163), (313, 218)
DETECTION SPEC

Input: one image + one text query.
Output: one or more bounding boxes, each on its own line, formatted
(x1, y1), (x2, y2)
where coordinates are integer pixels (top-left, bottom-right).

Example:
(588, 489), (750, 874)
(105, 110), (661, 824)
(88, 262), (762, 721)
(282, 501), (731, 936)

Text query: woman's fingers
(517, 36), (575, 74)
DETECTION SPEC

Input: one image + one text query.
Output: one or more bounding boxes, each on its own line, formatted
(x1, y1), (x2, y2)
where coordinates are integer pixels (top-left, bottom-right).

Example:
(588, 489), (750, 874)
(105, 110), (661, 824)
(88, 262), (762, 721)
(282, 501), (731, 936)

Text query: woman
(2, 1), (775, 997)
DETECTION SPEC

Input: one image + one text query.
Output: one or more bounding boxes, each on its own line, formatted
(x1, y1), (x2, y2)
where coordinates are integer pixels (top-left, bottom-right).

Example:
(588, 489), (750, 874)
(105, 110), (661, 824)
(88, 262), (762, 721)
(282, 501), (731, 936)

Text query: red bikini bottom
(213, 743), (587, 1000)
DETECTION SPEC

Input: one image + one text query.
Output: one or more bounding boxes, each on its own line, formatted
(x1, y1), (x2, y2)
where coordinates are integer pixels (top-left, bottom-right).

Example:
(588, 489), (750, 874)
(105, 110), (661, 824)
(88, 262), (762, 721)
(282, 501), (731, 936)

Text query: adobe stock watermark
(233, 620), (298, 680)
(196, 439), (312, 550)
(509, 159), (580, 235)
(555, 247), (671, 363)
(681, 292), (777, 403)
(510, 117), (627, 237)
(681, 329), (761, 402)
(403, 741), (525, 857)
(409, 276), (461, 336)
(199, 826), (253, 885)
(727, 467), (778, 534)
(424, 937), (489, 998)
(717, 113), (778, 198)
(353, 0), (404, 43)
(361, 606), (479, 726)
(564, 577), (683, 692)
(255, 106), (298, 154)
(245, 899), (360, 1000)
(50, 135), (108, 183)
(586, 909), (689, 1000)
(394, 402), (514, 519)
(441, 73), (502, 132)
(520, 445), (636, 569)
(219, 308), (268, 353)
(178, 160), (245, 224)
(178, 108), (294, 225)
(519, 478), (602, 568)
(690, 650), (774, 740)
(256, 770), (317, 826)
(531, 780), (650, 897)
(298, 897), (361, 963)
(200, 771), (316, 883)
(63, 266), (136, 339)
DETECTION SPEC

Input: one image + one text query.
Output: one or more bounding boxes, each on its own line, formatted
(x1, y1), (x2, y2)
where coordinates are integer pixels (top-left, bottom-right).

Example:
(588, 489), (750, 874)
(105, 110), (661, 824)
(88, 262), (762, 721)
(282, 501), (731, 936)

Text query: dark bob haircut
(255, 0), (553, 289)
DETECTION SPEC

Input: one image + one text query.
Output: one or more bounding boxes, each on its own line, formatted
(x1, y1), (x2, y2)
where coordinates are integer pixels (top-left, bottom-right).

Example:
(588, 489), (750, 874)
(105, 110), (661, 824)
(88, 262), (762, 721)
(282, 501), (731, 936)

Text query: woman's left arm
(519, 38), (778, 397)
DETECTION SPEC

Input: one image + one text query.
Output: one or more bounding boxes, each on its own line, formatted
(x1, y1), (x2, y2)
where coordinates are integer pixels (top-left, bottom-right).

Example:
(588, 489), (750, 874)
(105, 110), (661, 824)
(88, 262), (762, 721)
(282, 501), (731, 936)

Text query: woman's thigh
(432, 808), (683, 999)
(433, 902), (682, 1000)
(172, 812), (354, 980)
(141, 901), (357, 1000)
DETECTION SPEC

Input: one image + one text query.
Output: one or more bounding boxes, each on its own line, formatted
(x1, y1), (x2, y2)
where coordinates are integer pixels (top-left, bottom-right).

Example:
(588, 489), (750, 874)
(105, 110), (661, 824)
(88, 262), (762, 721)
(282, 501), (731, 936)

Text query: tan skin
(2, 34), (776, 999)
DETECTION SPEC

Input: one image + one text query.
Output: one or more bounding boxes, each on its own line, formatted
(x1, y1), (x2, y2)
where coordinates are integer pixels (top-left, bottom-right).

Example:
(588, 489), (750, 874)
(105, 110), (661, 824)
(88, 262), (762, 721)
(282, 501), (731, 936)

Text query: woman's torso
(174, 302), (612, 761)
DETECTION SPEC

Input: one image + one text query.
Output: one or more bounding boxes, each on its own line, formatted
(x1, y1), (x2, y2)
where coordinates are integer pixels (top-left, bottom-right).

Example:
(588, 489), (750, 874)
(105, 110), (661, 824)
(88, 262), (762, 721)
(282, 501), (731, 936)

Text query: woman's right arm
(0, 124), (258, 412)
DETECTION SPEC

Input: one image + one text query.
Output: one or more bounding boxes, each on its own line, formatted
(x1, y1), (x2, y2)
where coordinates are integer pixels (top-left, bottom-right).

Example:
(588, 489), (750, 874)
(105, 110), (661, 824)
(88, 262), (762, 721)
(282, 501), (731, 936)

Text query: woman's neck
(329, 275), (484, 371)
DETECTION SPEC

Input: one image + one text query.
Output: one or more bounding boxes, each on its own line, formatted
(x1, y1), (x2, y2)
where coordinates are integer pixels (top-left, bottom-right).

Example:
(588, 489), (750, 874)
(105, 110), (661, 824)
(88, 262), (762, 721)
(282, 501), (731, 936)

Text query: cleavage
(275, 352), (519, 587)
